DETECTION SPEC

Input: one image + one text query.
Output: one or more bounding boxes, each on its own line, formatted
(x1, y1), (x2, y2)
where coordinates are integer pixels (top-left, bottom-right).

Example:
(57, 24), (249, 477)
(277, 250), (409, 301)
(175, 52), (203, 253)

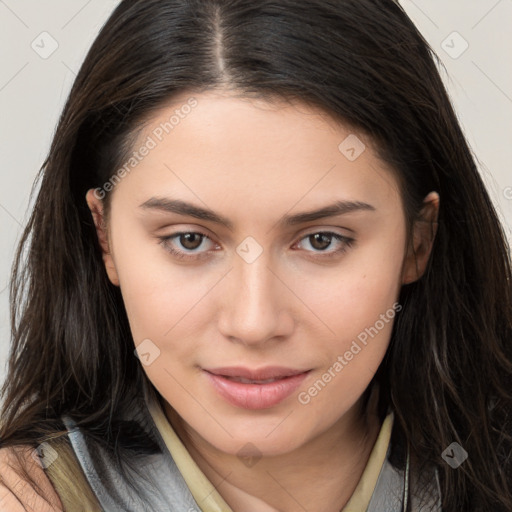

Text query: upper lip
(204, 366), (310, 380)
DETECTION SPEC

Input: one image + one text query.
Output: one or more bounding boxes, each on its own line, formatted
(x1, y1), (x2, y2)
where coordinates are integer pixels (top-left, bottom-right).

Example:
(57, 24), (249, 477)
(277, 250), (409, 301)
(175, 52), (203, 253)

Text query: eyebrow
(139, 197), (376, 230)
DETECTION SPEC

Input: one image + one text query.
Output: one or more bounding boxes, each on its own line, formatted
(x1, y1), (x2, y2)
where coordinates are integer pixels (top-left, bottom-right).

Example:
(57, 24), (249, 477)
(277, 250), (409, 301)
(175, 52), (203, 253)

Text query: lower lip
(205, 371), (310, 410)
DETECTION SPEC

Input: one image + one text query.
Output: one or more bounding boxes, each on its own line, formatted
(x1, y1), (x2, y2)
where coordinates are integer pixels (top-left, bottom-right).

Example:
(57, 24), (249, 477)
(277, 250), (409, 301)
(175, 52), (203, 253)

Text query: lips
(206, 366), (307, 380)
(223, 376), (283, 384)
(204, 366), (310, 410)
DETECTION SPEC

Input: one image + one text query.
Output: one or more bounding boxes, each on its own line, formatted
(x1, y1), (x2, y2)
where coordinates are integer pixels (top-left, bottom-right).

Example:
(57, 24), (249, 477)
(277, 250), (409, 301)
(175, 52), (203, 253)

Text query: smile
(203, 366), (311, 410)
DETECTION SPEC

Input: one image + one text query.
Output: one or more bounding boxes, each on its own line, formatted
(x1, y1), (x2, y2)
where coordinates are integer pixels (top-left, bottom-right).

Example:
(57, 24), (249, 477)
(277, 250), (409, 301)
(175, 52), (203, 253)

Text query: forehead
(112, 90), (403, 222)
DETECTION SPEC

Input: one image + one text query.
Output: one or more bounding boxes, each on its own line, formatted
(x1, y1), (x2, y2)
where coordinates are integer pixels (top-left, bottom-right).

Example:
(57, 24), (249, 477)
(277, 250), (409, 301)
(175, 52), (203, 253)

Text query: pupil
(181, 233), (201, 250)
(311, 233), (331, 251)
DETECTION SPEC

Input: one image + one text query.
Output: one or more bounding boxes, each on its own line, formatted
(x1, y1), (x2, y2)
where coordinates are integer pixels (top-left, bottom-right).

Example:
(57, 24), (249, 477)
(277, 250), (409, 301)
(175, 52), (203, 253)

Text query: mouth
(205, 366), (309, 380)
(220, 376), (290, 384)
(203, 366), (311, 409)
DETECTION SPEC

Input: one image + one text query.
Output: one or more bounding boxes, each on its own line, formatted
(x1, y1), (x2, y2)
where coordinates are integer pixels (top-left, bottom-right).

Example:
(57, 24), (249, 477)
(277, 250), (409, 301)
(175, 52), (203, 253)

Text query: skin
(1, 89), (438, 512)
(85, 89), (439, 512)
(0, 446), (63, 512)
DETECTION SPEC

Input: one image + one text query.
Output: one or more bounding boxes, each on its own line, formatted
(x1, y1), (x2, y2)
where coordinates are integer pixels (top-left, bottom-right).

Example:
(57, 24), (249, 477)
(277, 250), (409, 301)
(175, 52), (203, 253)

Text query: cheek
(109, 225), (205, 345)
(294, 229), (405, 343)
(114, 245), (209, 396)
(291, 226), (405, 411)
(295, 274), (400, 422)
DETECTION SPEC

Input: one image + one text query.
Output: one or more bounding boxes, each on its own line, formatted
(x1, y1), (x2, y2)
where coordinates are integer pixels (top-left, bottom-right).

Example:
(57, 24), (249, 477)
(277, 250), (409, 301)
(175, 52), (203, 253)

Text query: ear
(401, 191), (440, 285)
(85, 189), (120, 286)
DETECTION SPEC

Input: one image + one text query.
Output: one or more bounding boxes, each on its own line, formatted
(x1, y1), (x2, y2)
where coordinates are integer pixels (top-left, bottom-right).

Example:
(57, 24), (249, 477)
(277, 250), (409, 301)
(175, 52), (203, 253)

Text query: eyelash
(158, 230), (355, 261)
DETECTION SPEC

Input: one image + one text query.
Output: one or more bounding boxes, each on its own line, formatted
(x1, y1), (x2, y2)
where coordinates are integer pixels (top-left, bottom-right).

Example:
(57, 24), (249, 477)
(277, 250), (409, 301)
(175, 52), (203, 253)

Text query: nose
(217, 250), (294, 347)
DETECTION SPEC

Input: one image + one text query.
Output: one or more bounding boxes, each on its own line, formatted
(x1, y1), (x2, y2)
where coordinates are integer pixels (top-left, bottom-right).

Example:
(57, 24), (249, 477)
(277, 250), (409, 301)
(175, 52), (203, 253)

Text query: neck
(165, 385), (382, 512)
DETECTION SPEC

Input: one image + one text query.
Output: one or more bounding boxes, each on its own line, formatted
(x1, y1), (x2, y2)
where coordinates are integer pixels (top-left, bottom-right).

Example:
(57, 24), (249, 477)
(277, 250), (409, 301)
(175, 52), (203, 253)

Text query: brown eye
(295, 231), (355, 259)
(158, 230), (217, 261)
(179, 232), (204, 250)
(308, 233), (334, 251)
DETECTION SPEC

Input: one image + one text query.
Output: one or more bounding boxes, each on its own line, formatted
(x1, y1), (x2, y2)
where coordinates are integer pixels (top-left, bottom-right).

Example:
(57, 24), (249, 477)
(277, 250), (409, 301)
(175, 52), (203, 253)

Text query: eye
(158, 231), (217, 261)
(294, 231), (354, 258)
(158, 230), (355, 261)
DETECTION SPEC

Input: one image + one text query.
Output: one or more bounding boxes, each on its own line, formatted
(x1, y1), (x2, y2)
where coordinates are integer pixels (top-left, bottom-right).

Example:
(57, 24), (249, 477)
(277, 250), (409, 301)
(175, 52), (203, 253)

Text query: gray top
(61, 381), (442, 512)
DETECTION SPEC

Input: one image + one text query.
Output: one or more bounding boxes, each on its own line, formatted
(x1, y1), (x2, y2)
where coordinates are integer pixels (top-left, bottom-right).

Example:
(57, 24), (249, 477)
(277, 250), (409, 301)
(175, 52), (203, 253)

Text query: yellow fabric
(341, 411), (394, 511)
(44, 435), (103, 512)
(146, 388), (233, 512)
(146, 386), (394, 512)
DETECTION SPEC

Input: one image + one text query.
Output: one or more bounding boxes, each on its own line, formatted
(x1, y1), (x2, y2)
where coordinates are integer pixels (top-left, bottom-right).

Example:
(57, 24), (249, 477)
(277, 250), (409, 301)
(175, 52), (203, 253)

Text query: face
(87, 89), (437, 457)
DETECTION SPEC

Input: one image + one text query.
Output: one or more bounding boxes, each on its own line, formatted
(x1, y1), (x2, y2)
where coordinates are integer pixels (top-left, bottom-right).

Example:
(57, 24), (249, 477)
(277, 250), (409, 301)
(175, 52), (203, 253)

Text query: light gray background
(1, 1), (511, 388)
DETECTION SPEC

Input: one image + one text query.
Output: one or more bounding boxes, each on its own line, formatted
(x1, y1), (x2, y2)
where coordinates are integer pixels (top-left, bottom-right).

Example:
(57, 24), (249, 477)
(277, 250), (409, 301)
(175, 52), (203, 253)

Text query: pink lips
(204, 366), (310, 410)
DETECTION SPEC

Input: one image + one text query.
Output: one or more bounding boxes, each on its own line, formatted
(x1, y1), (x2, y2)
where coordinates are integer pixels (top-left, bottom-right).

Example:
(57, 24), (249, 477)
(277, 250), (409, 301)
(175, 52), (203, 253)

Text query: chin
(199, 419), (314, 458)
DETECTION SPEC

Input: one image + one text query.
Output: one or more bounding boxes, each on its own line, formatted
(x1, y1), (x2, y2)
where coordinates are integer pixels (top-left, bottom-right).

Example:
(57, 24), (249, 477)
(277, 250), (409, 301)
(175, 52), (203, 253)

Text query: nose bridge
(218, 242), (291, 345)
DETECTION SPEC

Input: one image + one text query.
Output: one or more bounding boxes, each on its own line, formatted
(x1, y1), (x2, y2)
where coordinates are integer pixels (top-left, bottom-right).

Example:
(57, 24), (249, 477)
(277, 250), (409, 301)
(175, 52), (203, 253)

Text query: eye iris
(180, 233), (203, 250)
(310, 233), (332, 251)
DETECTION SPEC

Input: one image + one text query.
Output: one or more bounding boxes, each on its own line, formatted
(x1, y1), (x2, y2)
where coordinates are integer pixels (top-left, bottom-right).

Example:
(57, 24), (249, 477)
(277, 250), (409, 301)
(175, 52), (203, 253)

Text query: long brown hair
(1, 0), (511, 509)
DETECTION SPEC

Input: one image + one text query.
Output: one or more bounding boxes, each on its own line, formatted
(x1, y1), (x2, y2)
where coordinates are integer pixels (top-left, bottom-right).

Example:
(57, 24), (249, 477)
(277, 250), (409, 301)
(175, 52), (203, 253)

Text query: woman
(1, 0), (511, 510)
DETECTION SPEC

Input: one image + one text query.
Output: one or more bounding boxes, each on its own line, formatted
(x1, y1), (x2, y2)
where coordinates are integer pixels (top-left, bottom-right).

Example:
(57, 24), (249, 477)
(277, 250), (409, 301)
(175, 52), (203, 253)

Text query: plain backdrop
(1, 0), (511, 389)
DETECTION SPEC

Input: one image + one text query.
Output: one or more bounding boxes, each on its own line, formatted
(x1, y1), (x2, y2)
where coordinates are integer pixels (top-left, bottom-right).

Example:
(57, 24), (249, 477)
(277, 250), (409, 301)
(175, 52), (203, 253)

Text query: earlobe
(85, 189), (120, 286)
(401, 191), (440, 285)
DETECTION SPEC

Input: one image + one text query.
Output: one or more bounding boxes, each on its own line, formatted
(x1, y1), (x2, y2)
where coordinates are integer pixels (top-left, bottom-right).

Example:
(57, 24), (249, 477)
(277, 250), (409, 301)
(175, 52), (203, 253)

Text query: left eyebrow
(138, 197), (376, 230)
